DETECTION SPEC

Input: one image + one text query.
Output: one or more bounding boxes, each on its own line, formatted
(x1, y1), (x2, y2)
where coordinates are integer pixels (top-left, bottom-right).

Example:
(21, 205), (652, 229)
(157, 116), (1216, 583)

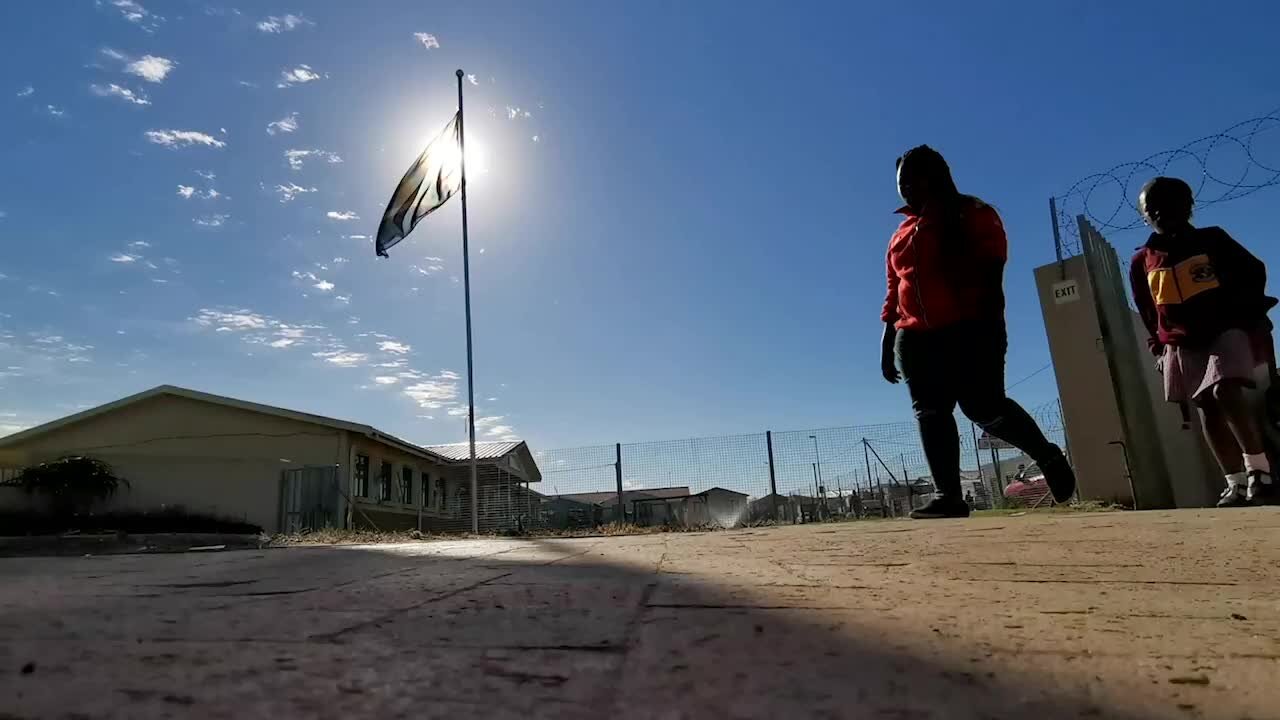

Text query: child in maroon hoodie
(1130, 176), (1277, 506)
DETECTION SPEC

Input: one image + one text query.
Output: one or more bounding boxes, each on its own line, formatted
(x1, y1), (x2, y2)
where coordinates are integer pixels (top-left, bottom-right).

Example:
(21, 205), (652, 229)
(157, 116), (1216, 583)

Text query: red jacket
(1129, 226), (1275, 354)
(881, 199), (1008, 331)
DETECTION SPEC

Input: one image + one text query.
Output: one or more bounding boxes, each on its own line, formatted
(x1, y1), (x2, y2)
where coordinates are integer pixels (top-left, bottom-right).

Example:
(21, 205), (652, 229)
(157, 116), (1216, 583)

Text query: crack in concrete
(306, 572), (513, 643)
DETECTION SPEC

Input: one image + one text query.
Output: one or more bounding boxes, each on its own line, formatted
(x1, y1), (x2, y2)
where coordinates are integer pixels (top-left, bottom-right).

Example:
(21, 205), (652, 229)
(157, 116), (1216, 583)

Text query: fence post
(969, 422), (986, 506)
(615, 443), (624, 525)
(862, 438), (874, 516)
(766, 431), (779, 520)
(1057, 398), (1072, 466)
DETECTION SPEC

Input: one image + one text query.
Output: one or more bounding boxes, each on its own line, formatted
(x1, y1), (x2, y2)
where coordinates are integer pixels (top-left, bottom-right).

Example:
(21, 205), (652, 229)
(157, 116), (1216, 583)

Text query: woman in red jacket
(881, 145), (1076, 519)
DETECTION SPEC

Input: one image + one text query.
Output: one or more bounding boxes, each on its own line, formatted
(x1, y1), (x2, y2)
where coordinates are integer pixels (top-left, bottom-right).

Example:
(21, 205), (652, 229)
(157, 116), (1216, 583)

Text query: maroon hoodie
(1129, 226), (1275, 355)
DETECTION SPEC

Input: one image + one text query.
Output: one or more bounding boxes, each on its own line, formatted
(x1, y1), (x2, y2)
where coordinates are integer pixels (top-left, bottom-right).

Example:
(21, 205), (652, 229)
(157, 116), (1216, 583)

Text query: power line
(1006, 362), (1052, 392)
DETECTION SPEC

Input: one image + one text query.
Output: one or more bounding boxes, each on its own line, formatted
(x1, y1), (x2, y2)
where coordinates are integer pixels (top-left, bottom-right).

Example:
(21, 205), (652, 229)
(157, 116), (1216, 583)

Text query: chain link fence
(532, 400), (1067, 531)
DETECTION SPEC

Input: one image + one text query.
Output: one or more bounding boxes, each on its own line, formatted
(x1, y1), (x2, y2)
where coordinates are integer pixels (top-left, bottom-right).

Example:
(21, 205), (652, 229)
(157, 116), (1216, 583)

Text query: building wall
(0, 394), (346, 533)
(346, 436), (455, 532)
(1035, 258), (1134, 504)
(1036, 256), (1223, 508)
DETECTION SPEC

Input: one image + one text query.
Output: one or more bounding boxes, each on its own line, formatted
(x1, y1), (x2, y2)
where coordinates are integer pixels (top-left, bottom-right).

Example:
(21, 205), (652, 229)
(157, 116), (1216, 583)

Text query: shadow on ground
(1, 514), (1268, 719)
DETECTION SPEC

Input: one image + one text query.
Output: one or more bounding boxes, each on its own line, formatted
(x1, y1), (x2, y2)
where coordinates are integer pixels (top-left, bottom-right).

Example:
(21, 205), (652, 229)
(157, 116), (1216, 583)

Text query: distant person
(964, 490), (974, 507)
(880, 145), (1077, 519)
(1130, 176), (1277, 507)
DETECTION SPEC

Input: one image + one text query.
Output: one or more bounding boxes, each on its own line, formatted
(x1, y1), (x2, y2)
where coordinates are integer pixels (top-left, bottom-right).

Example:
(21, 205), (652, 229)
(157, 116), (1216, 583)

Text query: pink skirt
(1163, 328), (1262, 403)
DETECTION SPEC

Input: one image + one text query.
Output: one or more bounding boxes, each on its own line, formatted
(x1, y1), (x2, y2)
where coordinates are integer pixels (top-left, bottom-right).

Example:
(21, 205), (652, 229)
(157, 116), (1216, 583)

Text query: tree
(2, 456), (129, 517)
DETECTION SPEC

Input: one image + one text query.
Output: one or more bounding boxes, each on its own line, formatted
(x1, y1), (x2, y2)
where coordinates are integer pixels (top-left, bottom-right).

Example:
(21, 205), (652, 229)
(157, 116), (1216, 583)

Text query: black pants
(896, 321), (1059, 497)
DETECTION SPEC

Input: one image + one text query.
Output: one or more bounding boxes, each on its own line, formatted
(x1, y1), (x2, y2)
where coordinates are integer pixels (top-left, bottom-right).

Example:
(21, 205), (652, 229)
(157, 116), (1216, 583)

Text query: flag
(375, 113), (462, 257)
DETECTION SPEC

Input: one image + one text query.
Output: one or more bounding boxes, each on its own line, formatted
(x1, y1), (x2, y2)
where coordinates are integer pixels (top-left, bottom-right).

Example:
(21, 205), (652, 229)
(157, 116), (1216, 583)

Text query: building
(549, 486), (691, 526)
(633, 487), (749, 529)
(1034, 222), (1221, 507)
(0, 385), (541, 534)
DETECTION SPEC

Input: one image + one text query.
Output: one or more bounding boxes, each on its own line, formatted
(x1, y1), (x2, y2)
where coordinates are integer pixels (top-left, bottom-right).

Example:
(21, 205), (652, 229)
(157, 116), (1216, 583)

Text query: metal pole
(989, 444), (1002, 508)
(969, 422), (985, 503)
(456, 68), (479, 535)
(1057, 398), (1072, 466)
(615, 443), (624, 524)
(1050, 196), (1065, 274)
(766, 431), (779, 520)
(810, 435), (824, 491)
(901, 454), (911, 511)
(862, 438), (873, 497)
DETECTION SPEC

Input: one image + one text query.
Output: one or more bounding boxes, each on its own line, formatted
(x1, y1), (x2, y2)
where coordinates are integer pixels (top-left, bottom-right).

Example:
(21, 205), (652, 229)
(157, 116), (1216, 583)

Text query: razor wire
(1054, 107), (1280, 256)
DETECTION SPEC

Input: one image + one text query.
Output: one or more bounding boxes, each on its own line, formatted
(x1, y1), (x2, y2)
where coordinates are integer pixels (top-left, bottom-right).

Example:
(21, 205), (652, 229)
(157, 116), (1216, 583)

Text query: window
(379, 461), (393, 502)
(421, 471), (431, 509)
(436, 477), (447, 511)
(401, 466), (414, 505)
(354, 454), (370, 498)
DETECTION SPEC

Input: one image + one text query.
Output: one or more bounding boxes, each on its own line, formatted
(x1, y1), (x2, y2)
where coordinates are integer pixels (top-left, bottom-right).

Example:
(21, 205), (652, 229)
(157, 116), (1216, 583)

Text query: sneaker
(1040, 448), (1077, 505)
(1247, 471), (1277, 506)
(909, 495), (970, 520)
(1217, 482), (1250, 508)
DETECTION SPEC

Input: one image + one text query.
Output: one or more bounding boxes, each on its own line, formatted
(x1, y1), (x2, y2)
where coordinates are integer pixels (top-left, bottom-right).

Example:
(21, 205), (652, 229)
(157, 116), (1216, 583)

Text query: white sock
(1226, 472), (1248, 489)
(1244, 453), (1272, 478)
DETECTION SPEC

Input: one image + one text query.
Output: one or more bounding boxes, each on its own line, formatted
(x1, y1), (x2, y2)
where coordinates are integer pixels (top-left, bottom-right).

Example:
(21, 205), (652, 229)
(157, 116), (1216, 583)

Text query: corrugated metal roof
(425, 440), (524, 462)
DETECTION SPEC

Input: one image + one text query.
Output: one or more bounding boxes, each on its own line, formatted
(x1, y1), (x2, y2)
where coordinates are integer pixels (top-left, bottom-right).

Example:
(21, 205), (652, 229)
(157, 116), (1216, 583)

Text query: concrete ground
(2, 510), (1278, 720)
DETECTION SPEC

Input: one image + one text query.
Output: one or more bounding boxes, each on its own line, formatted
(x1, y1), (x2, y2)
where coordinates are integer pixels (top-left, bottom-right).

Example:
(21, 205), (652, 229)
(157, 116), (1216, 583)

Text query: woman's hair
(1139, 176), (1194, 220)
(897, 145), (985, 256)
(896, 144), (960, 200)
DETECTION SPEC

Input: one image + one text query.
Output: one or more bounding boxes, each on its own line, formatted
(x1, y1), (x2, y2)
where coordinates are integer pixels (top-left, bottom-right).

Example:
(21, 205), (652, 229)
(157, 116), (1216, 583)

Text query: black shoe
(1217, 482), (1249, 508)
(1248, 471), (1277, 506)
(910, 496), (970, 520)
(1040, 448), (1077, 505)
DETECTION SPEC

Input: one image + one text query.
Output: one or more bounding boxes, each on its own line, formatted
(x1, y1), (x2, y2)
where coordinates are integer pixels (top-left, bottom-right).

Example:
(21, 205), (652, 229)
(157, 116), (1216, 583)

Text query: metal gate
(279, 466), (340, 533)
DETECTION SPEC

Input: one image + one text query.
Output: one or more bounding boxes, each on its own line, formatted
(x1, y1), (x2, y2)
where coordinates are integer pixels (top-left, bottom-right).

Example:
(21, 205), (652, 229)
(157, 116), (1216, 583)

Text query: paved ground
(2, 509), (1278, 720)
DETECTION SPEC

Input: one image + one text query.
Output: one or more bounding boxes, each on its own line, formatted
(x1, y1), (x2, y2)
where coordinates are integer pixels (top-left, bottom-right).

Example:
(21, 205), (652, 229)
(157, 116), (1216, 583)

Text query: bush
(2, 456), (129, 517)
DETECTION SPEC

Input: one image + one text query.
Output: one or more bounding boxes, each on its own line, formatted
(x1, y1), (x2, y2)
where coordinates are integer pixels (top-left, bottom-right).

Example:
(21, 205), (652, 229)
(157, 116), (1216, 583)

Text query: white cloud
(285, 148), (342, 170)
(475, 415), (505, 428)
(374, 376), (398, 385)
(277, 65), (322, 88)
(177, 185), (196, 199)
(110, 0), (161, 29)
(335, 294), (350, 303)
(437, 370), (461, 380)
(447, 405), (470, 417)
(467, 74), (478, 86)
(268, 338), (295, 348)
(238, 80), (258, 88)
(413, 32), (440, 49)
(145, 129), (226, 149)
(275, 183), (316, 203)
(128, 240), (150, 248)
(194, 309), (268, 330)
(126, 55), (175, 83)
(266, 112), (298, 135)
(313, 280), (334, 292)
(195, 170), (215, 181)
(485, 424), (514, 437)
(378, 340), (410, 355)
(312, 350), (367, 368)
(532, 135), (539, 143)
(347, 234), (369, 241)
(90, 83), (150, 106)
(101, 47), (127, 62)
(257, 14), (311, 33)
(194, 214), (229, 227)
(403, 379), (458, 408)
(16, 85), (34, 98)
(205, 188), (222, 200)
(333, 257), (349, 263)
(46, 105), (65, 118)
(110, 253), (140, 263)
(327, 210), (358, 221)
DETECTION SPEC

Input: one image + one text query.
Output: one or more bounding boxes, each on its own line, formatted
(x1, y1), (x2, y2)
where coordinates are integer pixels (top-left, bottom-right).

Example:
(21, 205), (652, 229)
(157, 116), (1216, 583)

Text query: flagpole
(456, 68), (479, 535)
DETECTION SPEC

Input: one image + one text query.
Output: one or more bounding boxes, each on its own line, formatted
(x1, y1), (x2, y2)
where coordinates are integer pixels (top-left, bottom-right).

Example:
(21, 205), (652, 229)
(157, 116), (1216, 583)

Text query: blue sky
(1, 0), (1278, 454)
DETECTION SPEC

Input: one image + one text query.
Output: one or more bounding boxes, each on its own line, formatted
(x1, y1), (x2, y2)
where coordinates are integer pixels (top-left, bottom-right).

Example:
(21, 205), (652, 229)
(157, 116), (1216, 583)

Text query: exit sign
(1053, 279), (1080, 305)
